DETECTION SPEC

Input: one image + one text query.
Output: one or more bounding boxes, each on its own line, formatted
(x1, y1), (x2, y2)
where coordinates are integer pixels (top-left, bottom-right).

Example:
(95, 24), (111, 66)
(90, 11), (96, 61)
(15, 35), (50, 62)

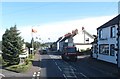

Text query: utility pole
(84, 32), (85, 43)
(31, 37), (34, 54)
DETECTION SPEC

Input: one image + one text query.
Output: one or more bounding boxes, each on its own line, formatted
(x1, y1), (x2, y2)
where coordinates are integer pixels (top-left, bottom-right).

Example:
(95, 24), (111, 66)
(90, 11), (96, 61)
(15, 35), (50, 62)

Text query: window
(99, 29), (103, 39)
(111, 26), (116, 38)
(110, 44), (115, 56)
(99, 44), (109, 55)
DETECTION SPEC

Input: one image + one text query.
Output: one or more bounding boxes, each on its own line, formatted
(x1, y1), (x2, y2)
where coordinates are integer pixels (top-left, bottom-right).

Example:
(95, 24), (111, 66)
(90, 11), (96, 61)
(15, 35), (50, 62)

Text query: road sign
(30, 48), (34, 50)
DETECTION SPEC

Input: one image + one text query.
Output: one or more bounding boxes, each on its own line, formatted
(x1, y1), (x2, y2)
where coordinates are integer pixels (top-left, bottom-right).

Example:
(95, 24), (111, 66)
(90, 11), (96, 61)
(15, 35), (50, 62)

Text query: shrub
(80, 49), (85, 52)
(25, 58), (30, 65)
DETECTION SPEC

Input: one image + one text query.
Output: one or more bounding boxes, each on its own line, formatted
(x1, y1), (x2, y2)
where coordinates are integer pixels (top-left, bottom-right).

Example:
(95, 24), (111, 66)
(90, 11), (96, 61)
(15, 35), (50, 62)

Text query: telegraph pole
(31, 26), (34, 55)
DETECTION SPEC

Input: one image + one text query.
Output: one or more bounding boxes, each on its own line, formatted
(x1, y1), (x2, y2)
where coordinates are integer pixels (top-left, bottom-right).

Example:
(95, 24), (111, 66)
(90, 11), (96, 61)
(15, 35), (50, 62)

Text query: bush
(0, 56), (2, 64)
(29, 54), (33, 59)
(80, 49), (85, 52)
(79, 48), (91, 55)
(29, 54), (34, 61)
(25, 58), (30, 65)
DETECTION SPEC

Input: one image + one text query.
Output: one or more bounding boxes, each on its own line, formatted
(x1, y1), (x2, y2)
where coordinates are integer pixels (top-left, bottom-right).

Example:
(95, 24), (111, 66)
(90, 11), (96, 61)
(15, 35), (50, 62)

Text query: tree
(31, 37), (34, 49)
(25, 42), (31, 49)
(0, 41), (2, 50)
(2, 25), (24, 65)
(30, 38), (41, 50)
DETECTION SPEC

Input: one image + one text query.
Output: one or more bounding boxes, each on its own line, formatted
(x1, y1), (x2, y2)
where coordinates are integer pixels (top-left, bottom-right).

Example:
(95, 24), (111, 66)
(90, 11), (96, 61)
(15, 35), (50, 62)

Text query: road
(38, 51), (118, 79)
(1, 51), (118, 79)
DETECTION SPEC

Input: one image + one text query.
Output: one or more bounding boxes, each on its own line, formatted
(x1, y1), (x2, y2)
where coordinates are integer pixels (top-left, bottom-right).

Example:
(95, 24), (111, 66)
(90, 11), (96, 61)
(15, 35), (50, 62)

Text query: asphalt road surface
(38, 51), (118, 79)
(1, 51), (118, 79)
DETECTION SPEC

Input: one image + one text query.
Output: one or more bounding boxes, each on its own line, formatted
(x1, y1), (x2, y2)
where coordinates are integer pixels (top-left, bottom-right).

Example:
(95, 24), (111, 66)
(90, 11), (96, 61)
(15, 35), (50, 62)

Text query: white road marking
(70, 66), (77, 79)
(49, 55), (61, 59)
(0, 73), (5, 77)
(33, 71), (41, 78)
(70, 65), (76, 70)
(63, 74), (67, 79)
(38, 72), (40, 74)
(33, 72), (36, 77)
(66, 75), (74, 77)
(58, 66), (62, 71)
(33, 74), (36, 77)
(0, 73), (5, 78)
(55, 62), (58, 65)
(37, 74), (40, 76)
(80, 73), (87, 78)
(34, 72), (36, 75)
(37, 71), (41, 76)
(64, 61), (69, 65)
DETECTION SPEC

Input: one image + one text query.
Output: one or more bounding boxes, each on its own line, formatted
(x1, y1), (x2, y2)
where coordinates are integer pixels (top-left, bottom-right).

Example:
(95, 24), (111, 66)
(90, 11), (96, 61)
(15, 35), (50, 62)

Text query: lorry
(61, 46), (77, 61)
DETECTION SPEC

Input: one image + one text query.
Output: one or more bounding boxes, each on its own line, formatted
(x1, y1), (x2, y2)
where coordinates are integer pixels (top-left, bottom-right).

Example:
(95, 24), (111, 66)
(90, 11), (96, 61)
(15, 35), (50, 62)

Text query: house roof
(56, 36), (63, 43)
(97, 14), (120, 30)
(60, 35), (71, 42)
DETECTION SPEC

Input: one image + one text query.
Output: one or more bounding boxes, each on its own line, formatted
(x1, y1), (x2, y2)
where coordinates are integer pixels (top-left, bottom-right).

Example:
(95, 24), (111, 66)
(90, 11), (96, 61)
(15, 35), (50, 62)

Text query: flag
(32, 28), (37, 33)
(82, 27), (84, 30)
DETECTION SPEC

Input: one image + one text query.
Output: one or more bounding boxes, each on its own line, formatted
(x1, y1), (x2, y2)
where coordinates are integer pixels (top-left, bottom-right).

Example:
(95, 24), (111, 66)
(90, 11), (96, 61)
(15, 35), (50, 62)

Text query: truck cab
(61, 46), (77, 61)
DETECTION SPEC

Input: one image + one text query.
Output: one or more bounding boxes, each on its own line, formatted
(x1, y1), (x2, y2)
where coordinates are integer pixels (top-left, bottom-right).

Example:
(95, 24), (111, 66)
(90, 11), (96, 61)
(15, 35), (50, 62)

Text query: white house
(92, 14), (120, 64)
(19, 44), (29, 64)
(73, 27), (95, 51)
(57, 28), (95, 52)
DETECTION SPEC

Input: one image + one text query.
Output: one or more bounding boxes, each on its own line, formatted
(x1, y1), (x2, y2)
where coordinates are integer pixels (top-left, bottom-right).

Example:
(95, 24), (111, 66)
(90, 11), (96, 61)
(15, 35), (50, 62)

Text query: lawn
(6, 59), (32, 73)
(5, 54), (35, 73)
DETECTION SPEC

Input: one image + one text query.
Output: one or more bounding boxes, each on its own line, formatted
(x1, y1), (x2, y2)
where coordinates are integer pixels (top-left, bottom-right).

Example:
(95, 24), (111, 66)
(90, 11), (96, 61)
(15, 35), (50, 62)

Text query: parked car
(39, 49), (47, 55)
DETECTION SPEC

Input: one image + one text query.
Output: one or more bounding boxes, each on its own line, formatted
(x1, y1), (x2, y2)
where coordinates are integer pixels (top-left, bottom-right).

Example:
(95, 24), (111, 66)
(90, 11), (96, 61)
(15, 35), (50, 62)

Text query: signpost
(30, 48), (34, 54)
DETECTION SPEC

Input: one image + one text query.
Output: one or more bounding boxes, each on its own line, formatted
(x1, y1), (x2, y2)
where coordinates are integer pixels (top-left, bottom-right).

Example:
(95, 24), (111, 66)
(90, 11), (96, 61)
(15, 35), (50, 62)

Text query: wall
(97, 24), (118, 64)
(118, 22), (120, 68)
(73, 30), (94, 51)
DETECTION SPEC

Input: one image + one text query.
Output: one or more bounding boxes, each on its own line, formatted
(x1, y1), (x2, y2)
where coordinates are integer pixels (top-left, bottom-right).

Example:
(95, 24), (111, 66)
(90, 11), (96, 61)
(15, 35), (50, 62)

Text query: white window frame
(99, 44), (109, 55)
(99, 29), (103, 39)
(110, 44), (115, 56)
(111, 26), (116, 38)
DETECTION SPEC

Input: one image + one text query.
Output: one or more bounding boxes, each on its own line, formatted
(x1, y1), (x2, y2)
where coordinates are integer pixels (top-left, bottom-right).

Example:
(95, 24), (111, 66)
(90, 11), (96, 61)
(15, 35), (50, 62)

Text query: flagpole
(31, 26), (34, 55)
(31, 26), (37, 55)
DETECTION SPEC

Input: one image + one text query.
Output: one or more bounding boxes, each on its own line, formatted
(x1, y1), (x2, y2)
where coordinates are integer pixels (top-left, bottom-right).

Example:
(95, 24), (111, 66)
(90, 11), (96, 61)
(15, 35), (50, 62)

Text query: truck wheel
(74, 58), (77, 62)
(62, 55), (64, 60)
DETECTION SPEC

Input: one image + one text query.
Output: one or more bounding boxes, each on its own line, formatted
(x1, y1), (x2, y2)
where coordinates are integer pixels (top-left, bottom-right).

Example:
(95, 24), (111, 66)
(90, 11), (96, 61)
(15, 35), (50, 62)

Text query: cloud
(30, 15), (115, 42)
(0, 15), (116, 42)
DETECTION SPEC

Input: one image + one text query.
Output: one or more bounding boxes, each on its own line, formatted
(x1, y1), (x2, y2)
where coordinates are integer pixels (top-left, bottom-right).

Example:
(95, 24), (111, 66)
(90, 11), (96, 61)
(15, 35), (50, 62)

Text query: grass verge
(4, 50), (36, 73)
(6, 61), (32, 73)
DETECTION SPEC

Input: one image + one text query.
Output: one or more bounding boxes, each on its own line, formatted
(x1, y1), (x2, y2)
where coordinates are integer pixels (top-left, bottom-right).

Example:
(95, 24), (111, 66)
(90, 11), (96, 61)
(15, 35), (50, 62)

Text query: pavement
(25, 52), (41, 75)
(1, 51), (41, 79)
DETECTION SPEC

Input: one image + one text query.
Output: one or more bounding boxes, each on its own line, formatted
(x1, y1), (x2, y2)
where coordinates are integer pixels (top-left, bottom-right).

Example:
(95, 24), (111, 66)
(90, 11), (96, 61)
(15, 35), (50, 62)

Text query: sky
(0, 2), (119, 43)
